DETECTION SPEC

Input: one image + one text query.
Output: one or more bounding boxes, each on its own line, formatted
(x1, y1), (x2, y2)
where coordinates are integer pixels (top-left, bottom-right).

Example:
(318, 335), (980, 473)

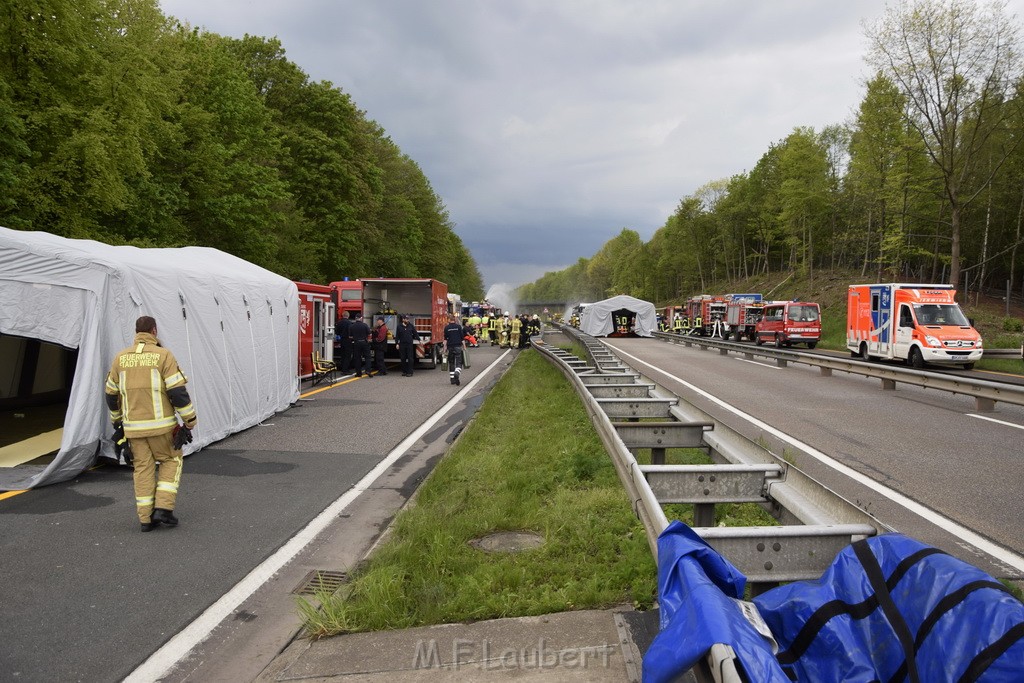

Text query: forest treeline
(0, 0), (484, 298)
(518, 0), (1024, 307)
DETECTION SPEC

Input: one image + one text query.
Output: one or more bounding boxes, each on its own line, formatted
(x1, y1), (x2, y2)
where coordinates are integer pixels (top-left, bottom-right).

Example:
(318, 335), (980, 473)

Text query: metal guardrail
(984, 347), (1024, 359)
(651, 331), (1024, 412)
(535, 328), (888, 682)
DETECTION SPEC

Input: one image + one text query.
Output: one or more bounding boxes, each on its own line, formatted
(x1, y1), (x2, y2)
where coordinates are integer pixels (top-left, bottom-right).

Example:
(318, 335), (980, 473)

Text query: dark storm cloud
(159, 1), (978, 287)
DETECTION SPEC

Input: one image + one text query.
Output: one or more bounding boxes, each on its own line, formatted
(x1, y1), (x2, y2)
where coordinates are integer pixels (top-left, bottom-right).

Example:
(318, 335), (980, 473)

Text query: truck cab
(755, 301), (821, 348)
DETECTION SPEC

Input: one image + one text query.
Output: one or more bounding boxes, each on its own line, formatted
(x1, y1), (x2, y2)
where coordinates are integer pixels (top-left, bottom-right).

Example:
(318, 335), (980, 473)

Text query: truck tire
(755, 334), (764, 346)
(807, 341), (817, 349)
(963, 362), (975, 370)
(908, 346), (925, 369)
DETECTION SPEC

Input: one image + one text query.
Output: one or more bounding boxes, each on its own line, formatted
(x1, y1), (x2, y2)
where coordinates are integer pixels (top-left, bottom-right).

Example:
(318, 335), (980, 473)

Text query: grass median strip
(300, 349), (658, 638)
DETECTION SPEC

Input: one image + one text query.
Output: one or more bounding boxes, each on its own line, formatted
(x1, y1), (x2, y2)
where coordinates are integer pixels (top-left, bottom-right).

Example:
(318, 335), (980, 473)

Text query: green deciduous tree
(866, 0), (1023, 290)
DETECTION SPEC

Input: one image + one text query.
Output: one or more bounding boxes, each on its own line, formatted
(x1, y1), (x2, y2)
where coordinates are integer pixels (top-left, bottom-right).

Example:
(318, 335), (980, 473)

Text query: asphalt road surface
(3, 335), (1022, 682)
(603, 336), (1024, 579)
(0, 344), (514, 683)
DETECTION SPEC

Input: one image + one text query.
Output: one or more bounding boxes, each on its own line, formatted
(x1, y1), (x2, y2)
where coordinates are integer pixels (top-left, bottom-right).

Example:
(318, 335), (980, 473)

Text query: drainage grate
(293, 569), (348, 596)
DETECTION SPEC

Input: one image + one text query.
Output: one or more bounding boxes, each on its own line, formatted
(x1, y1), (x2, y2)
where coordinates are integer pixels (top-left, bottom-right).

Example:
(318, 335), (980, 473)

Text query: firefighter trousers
(130, 431), (183, 523)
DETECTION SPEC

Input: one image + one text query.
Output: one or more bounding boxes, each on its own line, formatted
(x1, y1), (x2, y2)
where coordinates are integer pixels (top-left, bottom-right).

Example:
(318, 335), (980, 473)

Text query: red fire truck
(329, 279), (363, 321)
(295, 281), (335, 379)
(685, 295), (727, 336)
(358, 278), (449, 368)
(663, 305), (686, 333)
(724, 293), (764, 341)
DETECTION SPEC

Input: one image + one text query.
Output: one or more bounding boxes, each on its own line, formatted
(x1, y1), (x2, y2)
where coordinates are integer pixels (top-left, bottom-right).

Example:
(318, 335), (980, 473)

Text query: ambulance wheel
(858, 343), (870, 361)
(908, 347), (925, 369)
(963, 363), (975, 370)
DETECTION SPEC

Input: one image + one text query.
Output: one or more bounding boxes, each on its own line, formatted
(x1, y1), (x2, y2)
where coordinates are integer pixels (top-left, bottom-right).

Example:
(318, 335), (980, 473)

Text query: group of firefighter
(658, 314), (705, 335)
(462, 311), (541, 349)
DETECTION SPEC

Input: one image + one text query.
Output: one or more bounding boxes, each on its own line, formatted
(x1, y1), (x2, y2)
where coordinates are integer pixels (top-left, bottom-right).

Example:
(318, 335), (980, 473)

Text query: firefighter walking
(105, 316), (197, 532)
(510, 313), (522, 349)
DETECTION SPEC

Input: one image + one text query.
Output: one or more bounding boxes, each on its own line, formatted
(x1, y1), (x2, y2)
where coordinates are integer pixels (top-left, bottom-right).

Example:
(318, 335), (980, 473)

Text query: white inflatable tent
(578, 294), (658, 337)
(0, 227), (299, 490)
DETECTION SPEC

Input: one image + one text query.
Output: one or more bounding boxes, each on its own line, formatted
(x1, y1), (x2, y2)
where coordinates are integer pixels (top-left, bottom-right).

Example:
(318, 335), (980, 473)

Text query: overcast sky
(158, 0), (1023, 296)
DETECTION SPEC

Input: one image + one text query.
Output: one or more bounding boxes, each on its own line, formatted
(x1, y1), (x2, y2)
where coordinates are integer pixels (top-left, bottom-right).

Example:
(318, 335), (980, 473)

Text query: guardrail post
(819, 367), (832, 377)
(693, 503), (715, 527)
(651, 447), (666, 465)
(976, 396), (996, 412)
(776, 358), (788, 368)
(881, 378), (896, 391)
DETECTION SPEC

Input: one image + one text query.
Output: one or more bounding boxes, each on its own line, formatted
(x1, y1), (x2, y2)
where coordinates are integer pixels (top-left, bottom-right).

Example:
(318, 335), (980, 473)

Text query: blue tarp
(643, 522), (1024, 682)
(755, 534), (1024, 682)
(642, 521), (788, 682)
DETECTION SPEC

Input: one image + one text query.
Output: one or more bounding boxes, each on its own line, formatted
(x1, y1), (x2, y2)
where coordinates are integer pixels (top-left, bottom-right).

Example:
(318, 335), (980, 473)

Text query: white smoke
(485, 282), (520, 316)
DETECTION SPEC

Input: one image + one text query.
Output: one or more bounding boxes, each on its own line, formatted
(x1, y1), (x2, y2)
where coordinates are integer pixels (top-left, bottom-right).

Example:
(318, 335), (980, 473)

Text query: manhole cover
(469, 531), (544, 553)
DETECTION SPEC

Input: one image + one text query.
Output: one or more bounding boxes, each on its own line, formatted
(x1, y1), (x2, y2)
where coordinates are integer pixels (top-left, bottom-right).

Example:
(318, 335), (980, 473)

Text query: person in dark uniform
(336, 312), (353, 373)
(372, 316), (389, 375)
(349, 313), (372, 377)
(395, 315), (420, 376)
(518, 314), (530, 348)
(442, 314), (466, 385)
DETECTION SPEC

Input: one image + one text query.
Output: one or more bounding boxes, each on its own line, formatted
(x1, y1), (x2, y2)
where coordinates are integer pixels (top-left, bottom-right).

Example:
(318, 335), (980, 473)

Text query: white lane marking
(735, 358), (780, 370)
(968, 413), (1024, 431)
(611, 343), (1024, 573)
(125, 350), (512, 683)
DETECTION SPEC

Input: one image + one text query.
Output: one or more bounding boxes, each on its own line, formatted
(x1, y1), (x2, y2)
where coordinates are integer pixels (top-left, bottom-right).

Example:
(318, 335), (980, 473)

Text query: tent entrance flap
(610, 309), (637, 337)
(0, 334), (75, 467)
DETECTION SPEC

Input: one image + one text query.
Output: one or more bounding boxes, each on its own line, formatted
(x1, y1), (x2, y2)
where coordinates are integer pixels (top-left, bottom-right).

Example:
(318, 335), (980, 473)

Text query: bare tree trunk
(863, 204), (872, 278)
(979, 178), (992, 297)
(1013, 180), (1024, 293)
(950, 198), (962, 290)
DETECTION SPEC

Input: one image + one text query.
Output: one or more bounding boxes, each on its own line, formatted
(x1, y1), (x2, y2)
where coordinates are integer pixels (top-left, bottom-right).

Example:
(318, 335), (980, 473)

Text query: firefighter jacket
(105, 332), (197, 438)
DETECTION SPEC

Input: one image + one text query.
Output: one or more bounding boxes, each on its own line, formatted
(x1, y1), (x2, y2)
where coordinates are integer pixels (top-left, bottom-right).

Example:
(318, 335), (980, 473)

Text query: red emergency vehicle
(724, 293), (764, 341)
(358, 278), (449, 368)
(663, 305), (686, 332)
(755, 301), (821, 348)
(847, 283), (982, 369)
(295, 281), (336, 378)
(685, 295), (727, 336)
(329, 279), (363, 321)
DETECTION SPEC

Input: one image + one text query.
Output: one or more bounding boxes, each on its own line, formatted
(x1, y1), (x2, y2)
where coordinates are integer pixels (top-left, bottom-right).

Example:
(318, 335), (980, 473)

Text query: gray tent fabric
(0, 227), (300, 490)
(578, 295), (657, 337)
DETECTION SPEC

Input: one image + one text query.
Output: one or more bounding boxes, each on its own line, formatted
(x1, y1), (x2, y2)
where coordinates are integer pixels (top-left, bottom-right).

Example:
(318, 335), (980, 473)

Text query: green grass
(557, 341), (588, 360)
(300, 350), (657, 639)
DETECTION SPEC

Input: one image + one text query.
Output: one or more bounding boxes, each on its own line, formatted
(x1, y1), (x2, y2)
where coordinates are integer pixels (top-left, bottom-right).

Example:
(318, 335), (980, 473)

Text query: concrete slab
(260, 609), (636, 682)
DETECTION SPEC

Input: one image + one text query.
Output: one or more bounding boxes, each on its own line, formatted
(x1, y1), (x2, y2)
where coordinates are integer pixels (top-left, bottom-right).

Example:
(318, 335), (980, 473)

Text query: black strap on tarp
(852, 538), (920, 683)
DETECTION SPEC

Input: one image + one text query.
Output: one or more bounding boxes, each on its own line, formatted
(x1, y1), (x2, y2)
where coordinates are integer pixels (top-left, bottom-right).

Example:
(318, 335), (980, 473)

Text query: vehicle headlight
(925, 335), (941, 347)
(976, 339), (983, 348)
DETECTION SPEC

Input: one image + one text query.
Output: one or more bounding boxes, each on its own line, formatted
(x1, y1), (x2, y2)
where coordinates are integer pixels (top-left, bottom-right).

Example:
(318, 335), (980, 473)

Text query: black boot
(141, 520), (157, 532)
(152, 508), (178, 527)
